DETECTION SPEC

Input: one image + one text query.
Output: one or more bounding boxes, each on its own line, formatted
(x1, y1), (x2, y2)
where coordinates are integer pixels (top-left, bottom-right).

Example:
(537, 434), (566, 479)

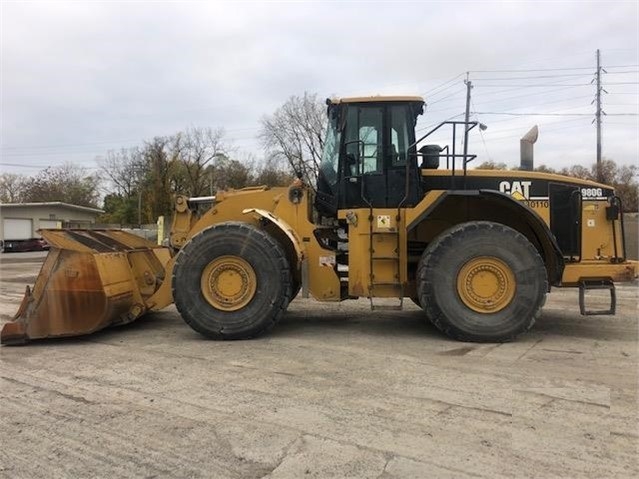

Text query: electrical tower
(594, 49), (607, 182)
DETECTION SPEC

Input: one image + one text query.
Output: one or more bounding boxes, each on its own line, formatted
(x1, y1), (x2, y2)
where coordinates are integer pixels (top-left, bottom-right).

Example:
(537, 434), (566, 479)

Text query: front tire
(173, 222), (291, 340)
(417, 221), (547, 342)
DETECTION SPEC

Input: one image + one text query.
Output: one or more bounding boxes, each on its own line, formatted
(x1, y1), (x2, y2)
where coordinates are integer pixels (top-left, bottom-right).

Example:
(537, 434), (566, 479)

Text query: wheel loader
(2, 95), (637, 345)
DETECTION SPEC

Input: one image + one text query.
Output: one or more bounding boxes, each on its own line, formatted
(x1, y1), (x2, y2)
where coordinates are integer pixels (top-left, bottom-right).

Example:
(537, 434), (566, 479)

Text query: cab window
(345, 106), (383, 174)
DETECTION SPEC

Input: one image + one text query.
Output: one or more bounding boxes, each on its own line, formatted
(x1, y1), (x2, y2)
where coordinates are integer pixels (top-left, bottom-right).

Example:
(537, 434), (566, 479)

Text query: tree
(253, 157), (295, 187)
(0, 173), (27, 203)
(211, 155), (254, 191)
(98, 147), (145, 199)
(559, 164), (592, 181)
(99, 193), (137, 224)
(475, 160), (507, 170)
(560, 159), (638, 212)
(260, 92), (327, 186)
(21, 164), (99, 207)
(179, 127), (229, 196)
(141, 136), (178, 224)
(533, 164), (557, 174)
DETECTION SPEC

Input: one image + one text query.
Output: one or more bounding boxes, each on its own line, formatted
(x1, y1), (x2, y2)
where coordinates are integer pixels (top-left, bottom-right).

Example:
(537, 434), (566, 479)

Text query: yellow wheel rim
(200, 256), (257, 311)
(456, 256), (516, 313)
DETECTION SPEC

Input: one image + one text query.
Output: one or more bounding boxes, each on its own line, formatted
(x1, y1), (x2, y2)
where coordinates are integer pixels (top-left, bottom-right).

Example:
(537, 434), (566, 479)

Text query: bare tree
(260, 92), (327, 186)
(98, 147), (145, 198)
(180, 127), (228, 196)
(0, 173), (27, 203)
(475, 161), (507, 170)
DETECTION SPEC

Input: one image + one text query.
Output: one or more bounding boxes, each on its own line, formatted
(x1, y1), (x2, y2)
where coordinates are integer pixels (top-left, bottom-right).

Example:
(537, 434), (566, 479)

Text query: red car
(1, 238), (50, 253)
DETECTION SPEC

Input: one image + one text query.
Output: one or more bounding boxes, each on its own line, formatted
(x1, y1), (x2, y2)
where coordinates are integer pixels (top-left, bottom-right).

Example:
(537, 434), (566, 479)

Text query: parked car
(1, 238), (50, 253)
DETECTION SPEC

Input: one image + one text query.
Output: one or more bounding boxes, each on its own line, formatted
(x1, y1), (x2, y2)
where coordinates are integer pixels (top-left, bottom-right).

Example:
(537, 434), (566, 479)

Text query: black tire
(172, 222), (291, 340)
(417, 221), (547, 342)
(289, 275), (302, 302)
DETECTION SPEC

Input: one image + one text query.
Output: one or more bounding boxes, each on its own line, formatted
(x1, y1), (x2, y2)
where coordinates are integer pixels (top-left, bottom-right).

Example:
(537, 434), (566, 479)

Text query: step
(371, 304), (404, 311)
(370, 282), (402, 287)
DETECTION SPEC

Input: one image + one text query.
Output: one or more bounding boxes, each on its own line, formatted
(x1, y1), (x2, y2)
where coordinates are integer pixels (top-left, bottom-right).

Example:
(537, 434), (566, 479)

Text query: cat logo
(499, 180), (531, 200)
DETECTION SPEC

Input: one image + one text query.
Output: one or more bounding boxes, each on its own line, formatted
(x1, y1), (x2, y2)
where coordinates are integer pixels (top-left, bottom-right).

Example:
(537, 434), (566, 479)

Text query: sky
(1, 0), (638, 178)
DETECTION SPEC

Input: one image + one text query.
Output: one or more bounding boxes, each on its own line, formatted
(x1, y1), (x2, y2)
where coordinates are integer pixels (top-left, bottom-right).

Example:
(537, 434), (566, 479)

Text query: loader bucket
(1, 229), (172, 345)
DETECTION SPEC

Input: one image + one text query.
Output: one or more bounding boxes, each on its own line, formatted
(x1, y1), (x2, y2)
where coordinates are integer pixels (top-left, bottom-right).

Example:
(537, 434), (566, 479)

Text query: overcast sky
(1, 0), (637, 178)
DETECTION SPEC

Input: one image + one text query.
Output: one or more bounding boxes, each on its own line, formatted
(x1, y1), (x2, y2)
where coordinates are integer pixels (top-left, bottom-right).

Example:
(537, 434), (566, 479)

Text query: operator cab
(315, 96), (425, 216)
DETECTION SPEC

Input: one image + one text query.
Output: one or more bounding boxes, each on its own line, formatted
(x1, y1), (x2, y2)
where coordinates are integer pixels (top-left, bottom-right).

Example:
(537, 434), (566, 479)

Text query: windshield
(319, 115), (340, 186)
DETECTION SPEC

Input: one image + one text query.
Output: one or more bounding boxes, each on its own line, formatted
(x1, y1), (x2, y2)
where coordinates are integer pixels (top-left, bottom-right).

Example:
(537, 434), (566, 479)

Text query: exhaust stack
(520, 125), (538, 171)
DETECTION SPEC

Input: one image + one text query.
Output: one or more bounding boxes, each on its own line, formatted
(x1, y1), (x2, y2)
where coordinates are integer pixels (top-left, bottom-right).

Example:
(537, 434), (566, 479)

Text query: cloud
(1, 1), (637, 174)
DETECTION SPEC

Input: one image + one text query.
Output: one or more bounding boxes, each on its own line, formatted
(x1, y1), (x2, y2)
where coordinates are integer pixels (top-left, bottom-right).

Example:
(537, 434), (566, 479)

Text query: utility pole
(463, 72), (473, 165)
(595, 49), (605, 182)
(138, 188), (142, 226)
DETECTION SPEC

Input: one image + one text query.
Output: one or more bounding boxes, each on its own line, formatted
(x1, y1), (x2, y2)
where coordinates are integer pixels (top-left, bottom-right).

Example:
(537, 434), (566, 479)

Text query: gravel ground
(0, 252), (637, 478)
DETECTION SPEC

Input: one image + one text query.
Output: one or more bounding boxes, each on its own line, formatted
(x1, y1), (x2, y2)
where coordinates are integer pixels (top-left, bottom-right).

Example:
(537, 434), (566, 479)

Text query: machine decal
(580, 187), (606, 200)
(319, 255), (336, 267)
(498, 180), (549, 201)
(377, 215), (392, 229)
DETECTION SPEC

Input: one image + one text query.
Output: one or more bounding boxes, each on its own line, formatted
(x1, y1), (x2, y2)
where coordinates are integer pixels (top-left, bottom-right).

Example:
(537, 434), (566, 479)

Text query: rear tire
(417, 221), (547, 342)
(173, 222), (291, 340)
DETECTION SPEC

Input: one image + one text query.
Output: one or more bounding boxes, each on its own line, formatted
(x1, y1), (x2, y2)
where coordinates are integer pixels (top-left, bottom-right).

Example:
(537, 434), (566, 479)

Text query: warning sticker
(319, 255), (336, 267)
(377, 215), (391, 229)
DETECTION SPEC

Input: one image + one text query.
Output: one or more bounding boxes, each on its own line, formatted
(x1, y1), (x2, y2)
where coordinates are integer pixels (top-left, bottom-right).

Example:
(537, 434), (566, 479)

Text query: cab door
(339, 104), (420, 209)
(341, 105), (386, 208)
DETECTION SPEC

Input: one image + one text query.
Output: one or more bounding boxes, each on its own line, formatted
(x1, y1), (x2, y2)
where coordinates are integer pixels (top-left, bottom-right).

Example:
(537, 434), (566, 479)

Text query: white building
(0, 202), (103, 241)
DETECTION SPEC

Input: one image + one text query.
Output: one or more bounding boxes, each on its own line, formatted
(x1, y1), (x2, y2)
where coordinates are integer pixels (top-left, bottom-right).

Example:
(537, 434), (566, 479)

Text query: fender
(408, 189), (565, 285)
(478, 189), (565, 284)
(242, 208), (304, 265)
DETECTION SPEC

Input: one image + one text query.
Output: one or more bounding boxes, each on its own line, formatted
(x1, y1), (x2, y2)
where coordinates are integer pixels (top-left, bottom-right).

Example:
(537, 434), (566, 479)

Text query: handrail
(406, 120), (479, 193)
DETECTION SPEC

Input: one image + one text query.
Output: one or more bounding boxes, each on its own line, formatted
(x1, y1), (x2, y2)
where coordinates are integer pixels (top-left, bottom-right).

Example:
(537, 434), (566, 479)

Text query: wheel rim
(200, 255), (257, 311)
(456, 256), (516, 313)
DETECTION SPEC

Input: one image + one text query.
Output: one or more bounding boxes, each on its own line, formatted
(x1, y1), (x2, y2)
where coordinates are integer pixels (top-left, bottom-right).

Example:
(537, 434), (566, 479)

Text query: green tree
(141, 136), (178, 224)
(99, 193), (138, 224)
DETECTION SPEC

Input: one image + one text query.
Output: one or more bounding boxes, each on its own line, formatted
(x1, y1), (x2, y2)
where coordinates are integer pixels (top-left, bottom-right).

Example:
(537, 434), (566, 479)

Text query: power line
(474, 83), (639, 88)
(469, 64), (638, 73)
(415, 113), (465, 133)
(470, 100), (492, 162)
(474, 93), (592, 109)
(473, 112), (638, 116)
(427, 88), (466, 106)
(485, 122), (591, 143)
(473, 73), (595, 80)
(472, 85), (577, 101)
(478, 83), (591, 89)
(1, 125), (262, 152)
(420, 72), (465, 97)
(477, 116), (589, 134)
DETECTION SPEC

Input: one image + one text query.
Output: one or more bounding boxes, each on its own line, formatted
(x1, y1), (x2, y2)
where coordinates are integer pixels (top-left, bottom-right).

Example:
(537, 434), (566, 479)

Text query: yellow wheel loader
(2, 96), (637, 345)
